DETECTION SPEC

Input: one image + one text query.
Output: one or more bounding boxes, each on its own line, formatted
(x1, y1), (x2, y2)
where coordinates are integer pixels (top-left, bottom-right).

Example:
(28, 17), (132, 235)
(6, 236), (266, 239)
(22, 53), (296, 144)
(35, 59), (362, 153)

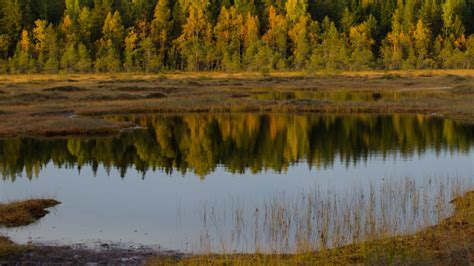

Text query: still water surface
(0, 114), (473, 251)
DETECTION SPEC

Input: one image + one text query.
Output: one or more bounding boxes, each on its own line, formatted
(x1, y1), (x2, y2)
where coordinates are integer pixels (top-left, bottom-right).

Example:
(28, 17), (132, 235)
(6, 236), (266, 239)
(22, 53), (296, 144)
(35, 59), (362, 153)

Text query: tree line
(0, 0), (473, 73)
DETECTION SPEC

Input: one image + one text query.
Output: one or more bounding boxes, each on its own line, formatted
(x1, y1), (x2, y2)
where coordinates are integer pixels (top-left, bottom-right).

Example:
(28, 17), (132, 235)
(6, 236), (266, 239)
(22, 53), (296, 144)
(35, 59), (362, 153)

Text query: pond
(0, 113), (473, 252)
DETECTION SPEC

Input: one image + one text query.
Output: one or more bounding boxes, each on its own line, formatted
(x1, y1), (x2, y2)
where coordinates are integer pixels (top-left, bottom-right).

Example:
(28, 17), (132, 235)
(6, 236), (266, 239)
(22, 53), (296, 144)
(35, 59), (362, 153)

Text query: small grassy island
(0, 199), (60, 259)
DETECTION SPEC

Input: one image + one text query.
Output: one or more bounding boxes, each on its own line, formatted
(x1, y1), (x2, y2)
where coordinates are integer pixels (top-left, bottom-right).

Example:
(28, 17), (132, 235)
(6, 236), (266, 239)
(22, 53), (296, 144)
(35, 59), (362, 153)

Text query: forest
(0, 0), (473, 73)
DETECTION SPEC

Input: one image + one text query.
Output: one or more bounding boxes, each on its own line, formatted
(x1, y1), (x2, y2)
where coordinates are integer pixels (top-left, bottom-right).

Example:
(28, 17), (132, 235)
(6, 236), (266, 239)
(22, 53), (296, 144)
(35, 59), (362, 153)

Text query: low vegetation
(0, 71), (473, 138)
(0, 236), (25, 261)
(149, 178), (474, 265)
(0, 199), (60, 227)
(0, 199), (60, 260)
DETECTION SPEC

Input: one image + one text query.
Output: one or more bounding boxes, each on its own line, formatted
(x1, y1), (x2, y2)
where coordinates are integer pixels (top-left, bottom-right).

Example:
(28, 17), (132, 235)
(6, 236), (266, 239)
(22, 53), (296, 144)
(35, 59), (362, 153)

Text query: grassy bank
(149, 184), (474, 265)
(0, 199), (60, 260)
(0, 70), (473, 137)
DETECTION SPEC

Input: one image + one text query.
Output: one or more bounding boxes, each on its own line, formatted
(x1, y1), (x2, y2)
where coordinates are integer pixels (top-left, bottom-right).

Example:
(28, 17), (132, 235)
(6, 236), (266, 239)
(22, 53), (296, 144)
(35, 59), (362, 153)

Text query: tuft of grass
(0, 236), (27, 260)
(0, 199), (60, 227)
(0, 199), (59, 260)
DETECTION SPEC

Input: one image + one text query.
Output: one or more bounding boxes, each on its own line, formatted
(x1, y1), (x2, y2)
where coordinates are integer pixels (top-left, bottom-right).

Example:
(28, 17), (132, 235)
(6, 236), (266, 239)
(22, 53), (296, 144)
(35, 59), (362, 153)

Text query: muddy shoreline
(2, 243), (182, 265)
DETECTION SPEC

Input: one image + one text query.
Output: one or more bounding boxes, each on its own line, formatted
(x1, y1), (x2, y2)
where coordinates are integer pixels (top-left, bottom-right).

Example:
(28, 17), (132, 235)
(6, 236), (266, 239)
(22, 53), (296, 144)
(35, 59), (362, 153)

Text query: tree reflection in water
(1, 114), (473, 180)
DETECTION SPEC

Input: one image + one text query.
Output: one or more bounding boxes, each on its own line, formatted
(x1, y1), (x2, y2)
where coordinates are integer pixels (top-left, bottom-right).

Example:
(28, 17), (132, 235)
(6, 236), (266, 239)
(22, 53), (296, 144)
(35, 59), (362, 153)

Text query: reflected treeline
(1, 114), (473, 180)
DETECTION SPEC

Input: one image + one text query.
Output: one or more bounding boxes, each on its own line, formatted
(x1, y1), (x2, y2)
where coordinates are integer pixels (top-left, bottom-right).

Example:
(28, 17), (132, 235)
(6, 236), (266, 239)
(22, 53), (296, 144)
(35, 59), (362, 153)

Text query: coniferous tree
(33, 19), (48, 71)
(0, 0), (472, 72)
(123, 28), (139, 72)
(288, 16), (310, 69)
(262, 5), (288, 70)
(214, 6), (244, 71)
(349, 21), (375, 70)
(177, 0), (212, 71)
(0, 0), (22, 55)
(412, 19), (433, 68)
(242, 13), (260, 69)
(151, 0), (171, 69)
(43, 24), (60, 73)
(96, 11), (124, 72)
(286, 0), (310, 69)
(61, 42), (77, 72)
(318, 18), (348, 70)
(12, 29), (32, 73)
(76, 42), (92, 72)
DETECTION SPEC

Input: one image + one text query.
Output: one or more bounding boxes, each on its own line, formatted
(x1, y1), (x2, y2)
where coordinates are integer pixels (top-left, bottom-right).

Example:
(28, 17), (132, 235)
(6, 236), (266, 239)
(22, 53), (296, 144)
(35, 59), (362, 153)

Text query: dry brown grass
(0, 199), (60, 227)
(148, 186), (474, 265)
(0, 236), (26, 260)
(0, 199), (60, 260)
(0, 70), (472, 137)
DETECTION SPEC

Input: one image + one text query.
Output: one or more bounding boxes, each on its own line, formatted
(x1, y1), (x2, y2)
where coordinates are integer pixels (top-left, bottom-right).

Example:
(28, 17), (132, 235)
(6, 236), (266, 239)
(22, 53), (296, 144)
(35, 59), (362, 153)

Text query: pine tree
(61, 42), (77, 72)
(44, 24), (59, 73)
(214, 6), (244, 71)
(340, 8), (355, 34)
(140, 36), (161, 72)
(61, 15), (77, 46)
(102, 11), (125, 49)
(285, 0), (308, 24)
(242, 13), (260, 68)
(319, 18), (348, 70)
(177, 1), (212, 71)
(78, 7), (94, 48)
(252, 43), (274, 73)
(262, 5), (288, 69)
(151, 0), (172, 68)
(12, 29), (31, 73)
(419, 0), (442, 37)
(348, 21), (374, 70)
(124, 28), (139, 72)
(96, 11), (124, 72)
(0, 0), (22, 47)
(412, 19), (432, 68)
(442, 0), (462, 36)
(288, 16), (310, 69)
(76, 43), (92, 72)
(33, 20), (48, 70)
(381, 9), (410, 69)
(466, 35), (474, 69)
(0, 34), (9, 59)
(65, 0), (80, 19)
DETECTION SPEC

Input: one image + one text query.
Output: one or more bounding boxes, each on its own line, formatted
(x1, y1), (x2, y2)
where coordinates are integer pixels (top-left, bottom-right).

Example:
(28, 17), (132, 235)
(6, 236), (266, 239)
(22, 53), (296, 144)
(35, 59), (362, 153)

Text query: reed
(146, 175), (474, 265)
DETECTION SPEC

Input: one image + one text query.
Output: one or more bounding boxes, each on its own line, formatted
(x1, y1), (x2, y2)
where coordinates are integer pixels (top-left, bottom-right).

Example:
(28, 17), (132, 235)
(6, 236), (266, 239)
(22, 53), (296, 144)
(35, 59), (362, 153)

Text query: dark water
(0, 114), (473, 251)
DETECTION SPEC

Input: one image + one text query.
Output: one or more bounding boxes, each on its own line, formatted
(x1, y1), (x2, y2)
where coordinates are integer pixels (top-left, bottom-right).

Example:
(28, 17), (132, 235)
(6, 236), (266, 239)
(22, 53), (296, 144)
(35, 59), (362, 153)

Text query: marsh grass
(0, 70), (472, 137)
(151, 176), (474, 265)
(0, 199), (60, 260)
(0, 199), (60, 228)
(0, 236), (26, 260)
